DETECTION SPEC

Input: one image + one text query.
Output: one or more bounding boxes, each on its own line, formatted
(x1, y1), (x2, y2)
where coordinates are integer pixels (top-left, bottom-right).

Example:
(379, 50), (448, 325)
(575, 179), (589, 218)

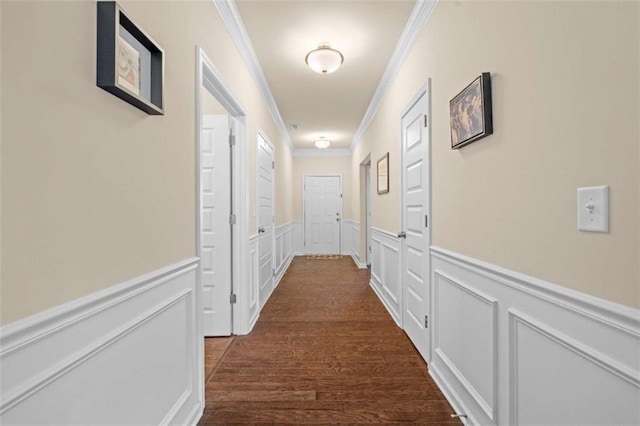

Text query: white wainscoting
(369, 227), (402, 326)
(274, 222), (295, 287)
(341, 219), (353, 256)
(291, 220), (304, 255)
(247, 234), (260, 331)
(0, 258), (202, 426)
(349, 221), (367, 269)
(430, 247), (640, 426)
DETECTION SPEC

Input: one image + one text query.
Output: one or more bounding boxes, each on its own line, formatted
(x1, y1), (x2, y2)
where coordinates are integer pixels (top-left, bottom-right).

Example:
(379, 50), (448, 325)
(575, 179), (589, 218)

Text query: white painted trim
(0, 258), (198, 350)
(213, 0), (293, 151)
(370, 279), (401, 328)
(370, 226), (398, 240)
(430, 246), (640, 333)
(351, 254), (368, 269)
(429, 246), (640, 426)
(196, 46), (251, 337)
(433, 270), (498, 421)
(0, 259), (200, 425)
(351, 0), (439, 149)
(293, 149), (352, 157)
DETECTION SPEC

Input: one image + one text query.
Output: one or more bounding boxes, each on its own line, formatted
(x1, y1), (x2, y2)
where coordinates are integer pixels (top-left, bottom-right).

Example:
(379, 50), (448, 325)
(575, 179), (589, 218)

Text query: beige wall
(202, 88), (227, 116)
(352, 1), (639, 308)
(0, 0), (291, 324)
(292, 155), (353, 221)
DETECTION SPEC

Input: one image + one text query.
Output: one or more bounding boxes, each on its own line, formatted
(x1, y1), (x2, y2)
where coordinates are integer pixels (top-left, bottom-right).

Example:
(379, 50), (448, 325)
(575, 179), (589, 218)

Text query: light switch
(577, 186), (609, 232)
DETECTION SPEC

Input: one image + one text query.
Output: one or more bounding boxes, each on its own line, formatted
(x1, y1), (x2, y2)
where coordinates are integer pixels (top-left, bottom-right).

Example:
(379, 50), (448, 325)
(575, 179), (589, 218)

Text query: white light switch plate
(577, 186), (609, 232)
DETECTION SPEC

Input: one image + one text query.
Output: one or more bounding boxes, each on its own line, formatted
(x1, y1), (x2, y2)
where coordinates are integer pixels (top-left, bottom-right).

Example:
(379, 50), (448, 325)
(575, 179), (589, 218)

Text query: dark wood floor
(200, 256), (460, 424)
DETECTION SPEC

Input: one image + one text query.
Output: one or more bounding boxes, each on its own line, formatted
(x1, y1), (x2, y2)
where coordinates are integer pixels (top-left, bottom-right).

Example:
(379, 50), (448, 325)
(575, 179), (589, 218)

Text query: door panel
(401, 87), (430, 360)
(257, 134), (274, 310)
(304, 176), (341, 255)
(201, 115), (231, 336)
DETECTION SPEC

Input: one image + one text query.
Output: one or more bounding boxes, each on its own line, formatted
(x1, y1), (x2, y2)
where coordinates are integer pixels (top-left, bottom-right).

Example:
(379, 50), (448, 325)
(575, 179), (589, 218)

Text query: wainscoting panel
(0, 259), (202, 426)
(274, 223), (295, 287)
(369, 228), (401, 326)
(341, 219), (353, 256)
(248, 235), (259, 330)
(291, 220), (303, 255)
(430, 247), (640, 426)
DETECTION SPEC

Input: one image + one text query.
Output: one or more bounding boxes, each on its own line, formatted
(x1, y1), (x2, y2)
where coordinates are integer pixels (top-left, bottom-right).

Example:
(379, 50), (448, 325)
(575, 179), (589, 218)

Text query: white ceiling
(235, 0), (416, 151)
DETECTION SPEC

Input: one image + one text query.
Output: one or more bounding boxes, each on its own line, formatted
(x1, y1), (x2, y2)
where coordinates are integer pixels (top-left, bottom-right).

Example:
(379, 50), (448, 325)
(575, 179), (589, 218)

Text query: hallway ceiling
(235, 0), (416, 151)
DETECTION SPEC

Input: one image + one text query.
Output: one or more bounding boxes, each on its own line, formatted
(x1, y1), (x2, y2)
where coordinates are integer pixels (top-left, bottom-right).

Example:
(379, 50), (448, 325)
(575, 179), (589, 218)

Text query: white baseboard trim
(351, 253), (367, 269)
(0, 258), (201, 425)
(430, 246), (640, 426)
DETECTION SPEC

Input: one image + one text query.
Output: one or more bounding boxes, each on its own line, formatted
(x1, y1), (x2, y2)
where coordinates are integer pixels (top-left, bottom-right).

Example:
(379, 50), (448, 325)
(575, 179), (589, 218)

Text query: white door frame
(256, 129), (275, 309)
(302, 174), (343, 255)
(195, 46), (251, 411)
(399, 80), (432, 361)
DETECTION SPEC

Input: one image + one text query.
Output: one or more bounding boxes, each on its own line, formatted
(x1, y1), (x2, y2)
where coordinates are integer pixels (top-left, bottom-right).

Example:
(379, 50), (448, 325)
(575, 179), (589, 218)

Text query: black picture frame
(97, 1), (164, 115)
(377, 152), (389, 195)
(450, 72), (493, 149)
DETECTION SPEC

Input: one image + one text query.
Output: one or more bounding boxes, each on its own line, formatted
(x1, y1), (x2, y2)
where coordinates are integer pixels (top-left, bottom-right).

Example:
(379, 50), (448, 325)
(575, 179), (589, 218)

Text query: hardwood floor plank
(199, 256), (460, 425)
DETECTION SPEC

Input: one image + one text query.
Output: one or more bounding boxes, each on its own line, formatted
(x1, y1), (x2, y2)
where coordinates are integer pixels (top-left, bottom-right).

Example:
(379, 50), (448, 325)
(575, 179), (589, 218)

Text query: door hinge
(229, 214), (236, 225)
(340, 194), (343, 198)
(424, 114), (428, 127)
(230, 293), (237, 304)
(272, 268), (275, 276)
(229, 133), (236, 146)
(425, 214), (428, 228)
(425, 315), (429, 328)
(272, 161), (275, 169)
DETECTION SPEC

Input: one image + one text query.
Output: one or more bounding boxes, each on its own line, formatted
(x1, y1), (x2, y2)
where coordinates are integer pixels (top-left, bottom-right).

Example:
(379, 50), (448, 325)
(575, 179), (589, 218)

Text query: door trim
(399, 79), (432, 361)
(302, 174), (343, 255)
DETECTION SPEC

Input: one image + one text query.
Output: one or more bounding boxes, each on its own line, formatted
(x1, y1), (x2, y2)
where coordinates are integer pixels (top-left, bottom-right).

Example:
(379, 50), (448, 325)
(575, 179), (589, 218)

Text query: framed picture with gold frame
(377, 152), (389, 194)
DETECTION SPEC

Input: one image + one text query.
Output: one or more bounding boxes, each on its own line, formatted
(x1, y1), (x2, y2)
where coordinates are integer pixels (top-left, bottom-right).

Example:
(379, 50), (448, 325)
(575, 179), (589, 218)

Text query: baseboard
(429, 246), (640, 425)
(350, 253), (367, 269)
(0, 258), (201, 425)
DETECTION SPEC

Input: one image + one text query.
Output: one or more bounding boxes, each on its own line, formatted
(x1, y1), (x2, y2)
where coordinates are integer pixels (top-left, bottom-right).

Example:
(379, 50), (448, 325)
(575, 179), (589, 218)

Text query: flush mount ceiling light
(314, 139), (331, 149)
(305, 45), (344, 74)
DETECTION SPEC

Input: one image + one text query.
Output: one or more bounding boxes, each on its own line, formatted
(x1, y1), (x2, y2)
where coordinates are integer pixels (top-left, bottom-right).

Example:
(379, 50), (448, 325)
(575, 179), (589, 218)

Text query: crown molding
(213, 0), (294, 151)
(293, 149), (352, 158)
(351, 0), (439, 150)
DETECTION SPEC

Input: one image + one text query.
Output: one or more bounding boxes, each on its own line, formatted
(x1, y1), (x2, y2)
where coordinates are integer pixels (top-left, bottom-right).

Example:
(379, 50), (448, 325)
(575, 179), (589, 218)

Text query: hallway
(199, 256), (460, 424)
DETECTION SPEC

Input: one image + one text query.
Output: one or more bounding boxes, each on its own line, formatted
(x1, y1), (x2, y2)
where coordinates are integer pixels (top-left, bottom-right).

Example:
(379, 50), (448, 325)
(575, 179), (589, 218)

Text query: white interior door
(201, 115), (232, 336)
(400, 85), (431, 360)
(304, 176), (341, 255)
(257, 134), (274, 309)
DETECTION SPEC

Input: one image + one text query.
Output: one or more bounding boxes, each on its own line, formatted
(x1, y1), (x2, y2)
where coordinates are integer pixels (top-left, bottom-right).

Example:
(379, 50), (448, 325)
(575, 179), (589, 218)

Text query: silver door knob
(258, 227), (265, 233)
(397, 231), (406, 238)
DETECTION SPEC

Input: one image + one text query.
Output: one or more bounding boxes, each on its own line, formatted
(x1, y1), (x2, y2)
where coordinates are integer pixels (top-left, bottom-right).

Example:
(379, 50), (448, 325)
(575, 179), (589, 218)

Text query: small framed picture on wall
(377, 152), (389, 194)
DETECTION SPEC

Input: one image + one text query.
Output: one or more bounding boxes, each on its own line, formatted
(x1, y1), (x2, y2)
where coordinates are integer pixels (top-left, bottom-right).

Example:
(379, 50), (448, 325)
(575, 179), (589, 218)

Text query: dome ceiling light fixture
(305, 44), (344, 74)
(314, 137), (331, 149)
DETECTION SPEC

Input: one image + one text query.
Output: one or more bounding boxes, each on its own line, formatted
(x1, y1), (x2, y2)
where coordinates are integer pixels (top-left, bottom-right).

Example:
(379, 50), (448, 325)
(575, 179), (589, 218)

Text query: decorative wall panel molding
(369, 228), (402, 326)
(429, 246), (640, 425)
(0, 259), (201, 425)
(248, 234), (260, 331)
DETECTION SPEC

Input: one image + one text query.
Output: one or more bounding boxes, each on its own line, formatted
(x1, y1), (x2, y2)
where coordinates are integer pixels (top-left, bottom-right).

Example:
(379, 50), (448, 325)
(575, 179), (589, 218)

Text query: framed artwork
(450, 72), (493, 149)
(97, 1), (164, 115)
(377, 152), (389, 194)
